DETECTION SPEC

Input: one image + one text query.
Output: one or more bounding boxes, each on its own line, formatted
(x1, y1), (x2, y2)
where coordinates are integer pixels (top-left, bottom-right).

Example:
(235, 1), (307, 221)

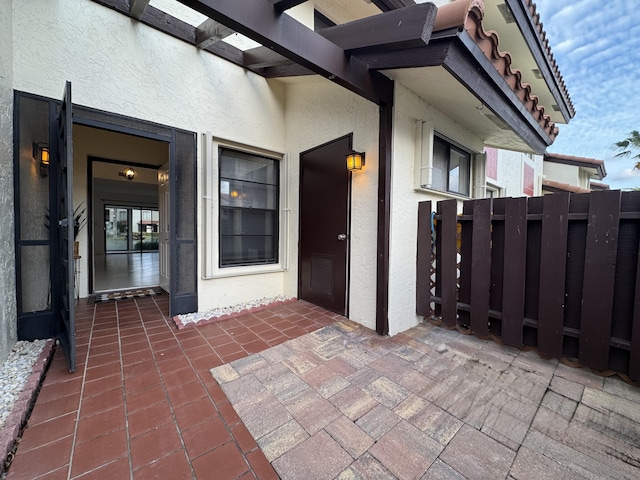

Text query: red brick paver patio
(7, 294), (338, 479)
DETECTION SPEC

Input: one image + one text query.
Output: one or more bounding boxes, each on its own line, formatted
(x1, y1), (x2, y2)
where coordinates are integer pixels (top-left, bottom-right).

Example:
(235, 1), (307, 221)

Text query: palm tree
(613, 130), (640, 170)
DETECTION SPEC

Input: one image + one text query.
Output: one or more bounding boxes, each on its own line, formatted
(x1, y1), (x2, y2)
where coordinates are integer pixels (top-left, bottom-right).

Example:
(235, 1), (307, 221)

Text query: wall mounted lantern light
(32, 142), (50, 178)
(119, 167), (136, 181)
(346, 150), (365, 171)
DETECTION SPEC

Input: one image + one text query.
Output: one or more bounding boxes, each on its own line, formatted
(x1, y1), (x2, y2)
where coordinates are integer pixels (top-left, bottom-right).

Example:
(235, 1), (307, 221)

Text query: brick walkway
(7, 294), (338, 479)
(213, 319), (640, 480)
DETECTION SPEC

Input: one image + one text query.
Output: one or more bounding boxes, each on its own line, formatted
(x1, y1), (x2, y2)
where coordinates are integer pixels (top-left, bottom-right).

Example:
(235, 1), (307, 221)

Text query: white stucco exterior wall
(543, 162), (579, 187)
(11, 0), (291, 311)
(491, 149), (543, 197)
(284, 78), (380, 330)
(0, 0), (17, 363)
(387, 84), (484, 335)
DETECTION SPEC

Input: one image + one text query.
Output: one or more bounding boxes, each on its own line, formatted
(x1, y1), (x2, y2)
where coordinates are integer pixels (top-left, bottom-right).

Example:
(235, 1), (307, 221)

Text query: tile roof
(434, 0), (559, 143)
(589, 181), (610, 191)
(542, 179), (590, 194)
(523, 0), (575, 116)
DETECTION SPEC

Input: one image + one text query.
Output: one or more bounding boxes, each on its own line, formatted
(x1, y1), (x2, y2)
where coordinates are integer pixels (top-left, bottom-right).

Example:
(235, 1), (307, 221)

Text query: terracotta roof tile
(524, 0), (575, 116)
(433, 0), (559, 143)
(542, 179), (590, 194)
(590, 181), (610, 191)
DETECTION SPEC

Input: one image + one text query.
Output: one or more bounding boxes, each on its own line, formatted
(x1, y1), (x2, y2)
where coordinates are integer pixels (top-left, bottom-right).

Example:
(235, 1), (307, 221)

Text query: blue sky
(534, 0), (640, 189)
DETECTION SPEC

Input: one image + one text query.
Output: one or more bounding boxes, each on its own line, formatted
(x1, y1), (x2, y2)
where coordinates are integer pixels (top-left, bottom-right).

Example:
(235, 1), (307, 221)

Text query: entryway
(298, 135), (352, 315)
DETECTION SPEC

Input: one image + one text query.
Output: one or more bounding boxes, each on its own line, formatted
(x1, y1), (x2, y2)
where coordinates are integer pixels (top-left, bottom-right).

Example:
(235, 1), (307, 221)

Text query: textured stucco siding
(12, 0), (288, 310)
(0, 0), (17, 363)
(494, 149), (543, 197)
(284, 78), (380, 330)
(387, 84), (483, 336)
(543, 162), (579, 188)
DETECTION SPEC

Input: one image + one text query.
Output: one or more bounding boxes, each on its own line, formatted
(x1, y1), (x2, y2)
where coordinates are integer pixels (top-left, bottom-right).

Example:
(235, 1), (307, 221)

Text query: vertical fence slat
(537, 193), (570, 357)
(501, 197), (528, 347)
(416, 201), (432, 316)
(631, 238), (640, 380)
(470, 199), (492, 337)
(439, 200), (458, 327)
(579, 190), (621, 371)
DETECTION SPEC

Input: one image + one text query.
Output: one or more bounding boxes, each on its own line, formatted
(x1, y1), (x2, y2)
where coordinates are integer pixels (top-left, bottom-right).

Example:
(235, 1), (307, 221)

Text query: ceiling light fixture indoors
(119, 167), (136, 181)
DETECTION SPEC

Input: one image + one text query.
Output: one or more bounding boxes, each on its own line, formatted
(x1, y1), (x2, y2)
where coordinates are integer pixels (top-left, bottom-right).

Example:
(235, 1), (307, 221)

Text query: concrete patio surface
(5, 293), (640, 479)
(213, 318), (640, 480)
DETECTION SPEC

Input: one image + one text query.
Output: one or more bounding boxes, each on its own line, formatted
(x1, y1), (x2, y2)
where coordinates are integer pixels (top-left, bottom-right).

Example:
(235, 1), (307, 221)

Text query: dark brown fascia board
(544, 155), (606, 179)
(371, 0), (416, 12)
(268, 0), (306, 13)
(129, 0), (150, 20)
(176, 0), (393, 106)
(319, 3), (437, 54)
(357, 30), (552, 153)
(92, 0), (245, 66)
(505, 0), (574, 121)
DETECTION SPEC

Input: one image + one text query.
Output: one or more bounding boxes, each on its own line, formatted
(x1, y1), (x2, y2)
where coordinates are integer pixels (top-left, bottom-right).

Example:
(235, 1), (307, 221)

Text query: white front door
(158, 162), (170, 292)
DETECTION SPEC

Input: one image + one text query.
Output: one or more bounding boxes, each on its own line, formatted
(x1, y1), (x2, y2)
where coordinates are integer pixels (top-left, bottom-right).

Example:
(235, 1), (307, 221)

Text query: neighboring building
(542, 153), (607, 194)
(0, 0), (574, 367)
(482, 147), (544, 198)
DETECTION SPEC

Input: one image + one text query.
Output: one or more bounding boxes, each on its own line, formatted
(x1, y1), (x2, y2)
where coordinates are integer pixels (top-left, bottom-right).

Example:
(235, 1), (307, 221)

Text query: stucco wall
(0, 0), (17, 363)
(543, 162), (578, 187)
(284, 78), (380, 330)
(388, 84), (484, 335)
(493, 149), (543, 197)
(12, 0), (288, 311)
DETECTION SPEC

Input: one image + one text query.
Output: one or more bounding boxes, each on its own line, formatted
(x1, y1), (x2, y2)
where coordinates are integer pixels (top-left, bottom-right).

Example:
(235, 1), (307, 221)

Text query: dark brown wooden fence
(417, 190), (640, 382)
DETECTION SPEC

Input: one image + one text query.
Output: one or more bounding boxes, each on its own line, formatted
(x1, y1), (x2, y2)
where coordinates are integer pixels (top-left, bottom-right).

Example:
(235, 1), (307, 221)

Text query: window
(219, 148), (279, 267)
(432, 136), (471, 196)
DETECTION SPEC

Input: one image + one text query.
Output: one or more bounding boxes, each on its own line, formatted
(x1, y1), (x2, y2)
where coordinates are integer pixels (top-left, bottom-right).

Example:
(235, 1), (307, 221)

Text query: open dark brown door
(56, 81), (76, 372)
(299, 135), (351, 315)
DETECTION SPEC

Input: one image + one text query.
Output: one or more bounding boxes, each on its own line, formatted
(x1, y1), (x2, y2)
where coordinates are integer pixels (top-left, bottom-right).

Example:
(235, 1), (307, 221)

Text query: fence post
(439, 200), (458, 327)
(416, 201), (432, 316)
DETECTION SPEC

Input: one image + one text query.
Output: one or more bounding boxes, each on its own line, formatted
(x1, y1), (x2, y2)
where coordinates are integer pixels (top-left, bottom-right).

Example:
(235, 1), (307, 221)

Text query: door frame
(298, 133), (353, 317)
(87, 156), (161, 292)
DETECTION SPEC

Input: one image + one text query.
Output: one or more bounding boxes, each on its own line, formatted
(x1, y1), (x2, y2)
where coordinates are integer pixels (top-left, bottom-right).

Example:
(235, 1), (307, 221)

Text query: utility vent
(485, 114), (510, 130)
(532, 68), (543, 79)
(552, 104), (561, 111)
(497, 3), (516, 23)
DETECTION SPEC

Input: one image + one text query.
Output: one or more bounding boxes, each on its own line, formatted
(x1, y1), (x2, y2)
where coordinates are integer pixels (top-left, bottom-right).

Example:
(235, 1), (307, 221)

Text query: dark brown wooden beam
(268, 0), (306, 12)
(129, 0), (150, 20)
(176, 0), (393, 106)
(319, 3), (437, 53)
(370, 0), (415, 12)
(195, 18), (235, 48)
(244, 46), (292, 68)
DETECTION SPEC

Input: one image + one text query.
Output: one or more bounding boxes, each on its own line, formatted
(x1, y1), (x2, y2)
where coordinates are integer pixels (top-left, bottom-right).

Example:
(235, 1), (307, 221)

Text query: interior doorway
(78, 125), (169, 294)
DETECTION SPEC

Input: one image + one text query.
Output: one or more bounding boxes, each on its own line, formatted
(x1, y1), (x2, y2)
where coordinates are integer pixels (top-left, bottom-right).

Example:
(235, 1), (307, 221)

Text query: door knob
(337, 233), (347, 241)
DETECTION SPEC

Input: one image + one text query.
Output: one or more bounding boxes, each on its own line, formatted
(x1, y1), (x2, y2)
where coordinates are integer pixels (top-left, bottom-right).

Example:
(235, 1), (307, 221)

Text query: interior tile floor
(7, 294), (338, 480)
(93, 252), (159, 292)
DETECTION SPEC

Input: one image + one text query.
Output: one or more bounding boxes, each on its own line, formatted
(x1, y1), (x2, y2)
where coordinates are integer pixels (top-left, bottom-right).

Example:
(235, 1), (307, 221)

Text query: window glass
(219, 148), (279, 267)
(432, 136), (471, 196)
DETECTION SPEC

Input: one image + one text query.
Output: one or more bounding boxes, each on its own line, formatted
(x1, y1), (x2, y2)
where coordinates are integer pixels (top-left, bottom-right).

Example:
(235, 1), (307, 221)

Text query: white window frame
(414, 121), (476, 199)
(202, 134), (289, 279)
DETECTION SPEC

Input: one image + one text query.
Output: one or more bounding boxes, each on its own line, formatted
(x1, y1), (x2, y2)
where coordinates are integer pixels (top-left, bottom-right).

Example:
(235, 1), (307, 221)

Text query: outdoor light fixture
(119, 167), (136, 181)
(33, 142), (50, 178)
(346, 151), (365, 171)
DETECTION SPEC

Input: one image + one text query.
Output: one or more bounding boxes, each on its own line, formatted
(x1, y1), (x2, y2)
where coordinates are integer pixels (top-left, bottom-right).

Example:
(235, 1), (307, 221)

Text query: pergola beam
(176, 0), (393, 105)
(195, 18), (235, 48)
(320, 3), (437, 53)
(129, 0), (151, 20)
(244, 46), (293, 68)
